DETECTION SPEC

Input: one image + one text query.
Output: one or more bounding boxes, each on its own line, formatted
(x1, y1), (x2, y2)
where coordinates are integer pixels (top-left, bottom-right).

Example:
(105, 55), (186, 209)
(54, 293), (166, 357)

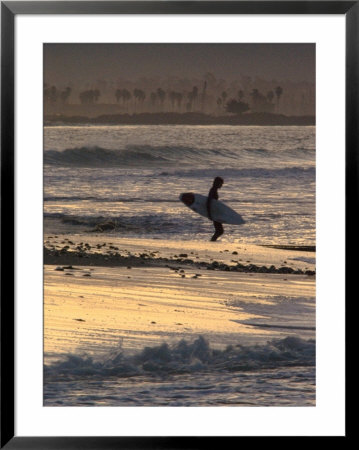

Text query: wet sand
(44, 235), (316, 274)
(44, 235), (316, 361)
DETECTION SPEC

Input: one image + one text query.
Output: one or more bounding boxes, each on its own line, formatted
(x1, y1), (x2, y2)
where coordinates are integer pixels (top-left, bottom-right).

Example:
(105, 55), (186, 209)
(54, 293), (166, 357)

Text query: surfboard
(179, 192), (245, 225)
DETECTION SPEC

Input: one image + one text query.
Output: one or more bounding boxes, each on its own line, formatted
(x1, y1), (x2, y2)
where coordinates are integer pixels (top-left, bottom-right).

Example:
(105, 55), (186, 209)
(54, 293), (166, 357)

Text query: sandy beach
(44, 235), (315, 356)
(44, 234), (315, 406)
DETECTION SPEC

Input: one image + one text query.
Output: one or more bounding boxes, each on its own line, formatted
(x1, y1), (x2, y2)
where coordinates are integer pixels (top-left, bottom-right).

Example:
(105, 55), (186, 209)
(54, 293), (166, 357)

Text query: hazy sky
(44, 43), (315, 85)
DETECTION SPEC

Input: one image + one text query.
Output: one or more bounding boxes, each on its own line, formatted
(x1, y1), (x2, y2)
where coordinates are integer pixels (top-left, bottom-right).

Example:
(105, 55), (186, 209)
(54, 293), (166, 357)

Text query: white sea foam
(44, 335), (315, 379)
(44, 336), (316, 406)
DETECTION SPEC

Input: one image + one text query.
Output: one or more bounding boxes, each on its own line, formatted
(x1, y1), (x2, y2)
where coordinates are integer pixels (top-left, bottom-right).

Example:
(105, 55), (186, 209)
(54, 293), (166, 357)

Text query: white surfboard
(179, 192), (245, 225)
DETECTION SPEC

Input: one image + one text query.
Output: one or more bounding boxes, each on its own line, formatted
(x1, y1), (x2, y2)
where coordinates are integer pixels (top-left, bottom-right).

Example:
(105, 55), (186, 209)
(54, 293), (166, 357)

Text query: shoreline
(261, 244), (315, 252)
(44, 247), (315, 275)
(44, 235), (316, 275)
(44, 112), (315, 127)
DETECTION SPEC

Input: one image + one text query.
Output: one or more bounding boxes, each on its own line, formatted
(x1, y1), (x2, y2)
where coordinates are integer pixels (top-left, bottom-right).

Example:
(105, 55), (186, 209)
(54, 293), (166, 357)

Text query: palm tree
(60, 87), (72, 103)
(192, 86), (199, 110)
(150, 92), (157, 110)
(133, 89), (146, 111)
(93, 89), (100, 102)
(79, 89), (100, 105)
(156, 88), (166, 110)
(267, 90), (274, 103)
(275, 86), (283, 111)
(250, 88), (259, 102)
(81, 90), (90, 104)
(250, 88), (275, 113)
(169, 91), (177, 110)
(187, 91), (194, 112)
(201, 81), (207, 112)
(44, 84), (57, 104)
(216, 97), (223, 113)
(49, 86), (58, 104)
(138, 89), (146, 106)
(133, 88), (140, 109)
(238, 90), (245, 101)
(122, 89), (131, 110)
(115, 89), (122, 103)
(176, 92), (183, 111)
(221, 91), (228, 104)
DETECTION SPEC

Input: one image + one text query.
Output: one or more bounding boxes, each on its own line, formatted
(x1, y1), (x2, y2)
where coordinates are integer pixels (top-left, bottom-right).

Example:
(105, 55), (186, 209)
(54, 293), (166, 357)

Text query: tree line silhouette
(44, 84), (72, 104)
(45, 82), (285, 115)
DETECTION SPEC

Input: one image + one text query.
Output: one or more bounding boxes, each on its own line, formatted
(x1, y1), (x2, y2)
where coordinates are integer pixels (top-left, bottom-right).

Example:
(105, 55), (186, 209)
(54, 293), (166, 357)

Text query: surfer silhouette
(207, 177), (224, 241)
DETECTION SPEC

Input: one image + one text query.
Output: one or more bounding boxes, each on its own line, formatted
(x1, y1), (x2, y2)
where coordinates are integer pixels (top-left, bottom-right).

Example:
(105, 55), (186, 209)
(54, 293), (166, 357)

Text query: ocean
(44, 336), (315, 406)
(44, 124), (316, 407)
(44, 125), (315, 245)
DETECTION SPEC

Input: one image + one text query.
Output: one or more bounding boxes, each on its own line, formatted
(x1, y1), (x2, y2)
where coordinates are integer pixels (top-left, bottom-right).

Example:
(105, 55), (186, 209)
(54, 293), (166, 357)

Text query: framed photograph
(1, 1), (354, 446)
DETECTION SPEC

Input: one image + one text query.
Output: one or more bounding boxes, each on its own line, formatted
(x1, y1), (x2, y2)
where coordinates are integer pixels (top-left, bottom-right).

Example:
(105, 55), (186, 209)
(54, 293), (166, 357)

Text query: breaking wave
(44, 336), (315, 381)
(44, 145), (314, 168)
(44, 196), (180, 203)
(44, 145), (229, 167)
(43, 212), (185, 233)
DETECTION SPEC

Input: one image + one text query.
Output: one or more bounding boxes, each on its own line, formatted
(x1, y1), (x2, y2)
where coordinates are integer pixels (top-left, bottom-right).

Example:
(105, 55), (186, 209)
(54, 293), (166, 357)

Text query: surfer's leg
(211, 221), (224, 241)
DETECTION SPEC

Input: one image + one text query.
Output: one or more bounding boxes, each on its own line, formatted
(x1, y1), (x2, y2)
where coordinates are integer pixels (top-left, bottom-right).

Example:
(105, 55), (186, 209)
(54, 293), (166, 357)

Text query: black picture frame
(1, 1), (354, 447)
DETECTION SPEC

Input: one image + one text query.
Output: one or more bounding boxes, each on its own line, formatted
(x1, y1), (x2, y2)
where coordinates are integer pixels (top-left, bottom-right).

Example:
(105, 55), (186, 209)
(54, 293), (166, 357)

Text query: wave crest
(44, 144), (314, 168)
(44, 336), (315, 380)
(45, 145), (169, 167)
